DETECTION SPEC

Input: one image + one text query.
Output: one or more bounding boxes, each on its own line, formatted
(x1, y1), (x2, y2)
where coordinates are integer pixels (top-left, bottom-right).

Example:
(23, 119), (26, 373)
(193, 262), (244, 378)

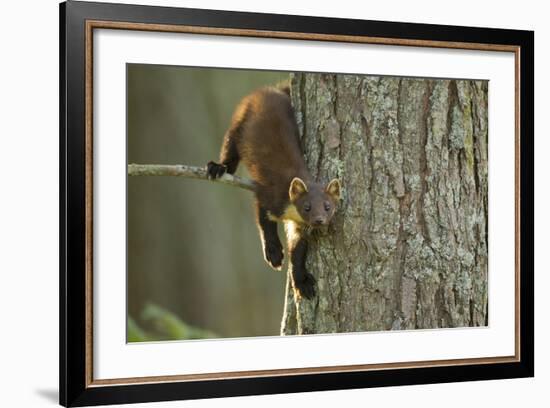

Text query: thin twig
(127, 164), (256, 192)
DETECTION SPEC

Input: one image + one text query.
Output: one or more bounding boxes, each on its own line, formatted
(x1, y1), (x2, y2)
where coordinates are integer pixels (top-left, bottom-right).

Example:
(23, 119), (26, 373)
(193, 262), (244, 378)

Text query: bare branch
(127, 164), (256, 192)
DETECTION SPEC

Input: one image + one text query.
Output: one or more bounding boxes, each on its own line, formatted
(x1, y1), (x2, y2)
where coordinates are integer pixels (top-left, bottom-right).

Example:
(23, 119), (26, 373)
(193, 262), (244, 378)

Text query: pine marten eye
(304, 203), (311, 212)
(324, 202), (331, 212)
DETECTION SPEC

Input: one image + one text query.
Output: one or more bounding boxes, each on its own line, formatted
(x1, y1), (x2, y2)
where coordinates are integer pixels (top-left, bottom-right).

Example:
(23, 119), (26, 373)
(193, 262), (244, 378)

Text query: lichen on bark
(281, 73), (488, 335)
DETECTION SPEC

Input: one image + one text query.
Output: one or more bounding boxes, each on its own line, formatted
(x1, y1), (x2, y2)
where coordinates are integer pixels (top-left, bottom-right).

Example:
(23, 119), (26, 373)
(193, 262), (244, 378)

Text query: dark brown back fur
(232, 87), (310, 215)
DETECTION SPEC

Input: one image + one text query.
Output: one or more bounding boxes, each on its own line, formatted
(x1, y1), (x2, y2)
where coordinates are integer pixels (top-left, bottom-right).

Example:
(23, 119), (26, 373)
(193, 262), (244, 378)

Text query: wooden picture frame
(60, 1), (534, 406)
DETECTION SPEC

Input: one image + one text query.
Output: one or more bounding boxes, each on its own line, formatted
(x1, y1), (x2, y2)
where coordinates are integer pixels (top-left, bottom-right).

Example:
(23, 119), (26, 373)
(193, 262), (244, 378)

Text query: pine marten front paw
(264, 242), (284, 270)
(294, 273), (316, 300)
(206, 161), (227, 179)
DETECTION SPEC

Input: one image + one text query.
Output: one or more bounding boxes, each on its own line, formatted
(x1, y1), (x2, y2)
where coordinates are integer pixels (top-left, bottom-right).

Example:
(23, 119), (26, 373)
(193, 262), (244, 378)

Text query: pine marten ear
(289, 177), (308, 201)
(326, 179), (341, 201)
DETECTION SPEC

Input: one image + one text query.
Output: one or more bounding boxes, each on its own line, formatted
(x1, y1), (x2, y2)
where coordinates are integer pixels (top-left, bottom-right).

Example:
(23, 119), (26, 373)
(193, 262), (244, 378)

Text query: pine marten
(206, 84), (341, 299)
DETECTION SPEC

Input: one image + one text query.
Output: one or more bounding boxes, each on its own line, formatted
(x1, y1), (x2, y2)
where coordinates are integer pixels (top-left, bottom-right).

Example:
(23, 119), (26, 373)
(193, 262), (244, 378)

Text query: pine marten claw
(294, 273), (316, 300)
(206, 161), (226, 179)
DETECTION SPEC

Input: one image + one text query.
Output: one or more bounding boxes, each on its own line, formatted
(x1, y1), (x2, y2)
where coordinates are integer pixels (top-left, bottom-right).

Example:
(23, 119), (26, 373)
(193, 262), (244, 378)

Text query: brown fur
(206, 84), (341, 299)
(233, 86), (311, 217)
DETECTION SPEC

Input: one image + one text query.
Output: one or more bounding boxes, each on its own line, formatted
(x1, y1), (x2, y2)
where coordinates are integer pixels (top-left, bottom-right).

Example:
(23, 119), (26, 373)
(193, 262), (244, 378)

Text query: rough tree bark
(281, 73), (488, 335)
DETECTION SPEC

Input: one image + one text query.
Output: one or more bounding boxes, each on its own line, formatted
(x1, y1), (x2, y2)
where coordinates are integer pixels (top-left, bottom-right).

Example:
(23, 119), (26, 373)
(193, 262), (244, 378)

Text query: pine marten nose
(314, 218), (324, 225)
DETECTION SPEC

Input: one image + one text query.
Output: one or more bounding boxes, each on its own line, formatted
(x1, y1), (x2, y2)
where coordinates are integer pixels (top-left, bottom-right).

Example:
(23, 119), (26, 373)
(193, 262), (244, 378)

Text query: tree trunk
(281, 73), (488, 335)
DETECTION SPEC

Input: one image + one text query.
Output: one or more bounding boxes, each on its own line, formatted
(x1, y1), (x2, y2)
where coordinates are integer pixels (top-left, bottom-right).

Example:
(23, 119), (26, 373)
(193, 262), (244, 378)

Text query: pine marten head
(288, 177), (341, 227)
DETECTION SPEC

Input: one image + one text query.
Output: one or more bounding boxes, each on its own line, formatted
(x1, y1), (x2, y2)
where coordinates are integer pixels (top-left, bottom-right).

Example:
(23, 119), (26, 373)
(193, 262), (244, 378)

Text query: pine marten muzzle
(206, 84), (341, 299)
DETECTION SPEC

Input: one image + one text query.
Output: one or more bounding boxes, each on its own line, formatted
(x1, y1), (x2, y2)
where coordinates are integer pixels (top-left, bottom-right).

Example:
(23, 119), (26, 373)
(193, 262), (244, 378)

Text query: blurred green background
(127, 64), (290, 342)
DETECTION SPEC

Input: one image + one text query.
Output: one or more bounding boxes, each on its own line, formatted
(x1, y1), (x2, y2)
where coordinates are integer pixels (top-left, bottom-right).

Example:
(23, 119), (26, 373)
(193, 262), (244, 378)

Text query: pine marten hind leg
(207, 129), (240, 179)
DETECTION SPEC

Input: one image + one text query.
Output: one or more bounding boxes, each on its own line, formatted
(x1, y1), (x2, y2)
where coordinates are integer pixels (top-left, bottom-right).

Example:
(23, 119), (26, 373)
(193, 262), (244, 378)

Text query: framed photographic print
(59, 0), (534, 406)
